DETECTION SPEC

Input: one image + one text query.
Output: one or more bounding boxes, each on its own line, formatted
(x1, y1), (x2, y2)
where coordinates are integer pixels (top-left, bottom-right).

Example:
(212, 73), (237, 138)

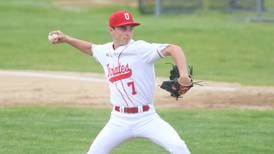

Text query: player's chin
(124, 38), (131, 43)
(120, 39), (130, 46)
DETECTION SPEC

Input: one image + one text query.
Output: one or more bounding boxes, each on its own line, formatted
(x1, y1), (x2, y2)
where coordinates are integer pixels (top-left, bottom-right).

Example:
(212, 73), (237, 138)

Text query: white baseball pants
(87, 106), (190, 154)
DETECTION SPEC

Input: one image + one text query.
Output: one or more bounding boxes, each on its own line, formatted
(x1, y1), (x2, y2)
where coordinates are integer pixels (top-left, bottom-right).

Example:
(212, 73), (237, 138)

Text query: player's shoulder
(93, 42), (112, 48)
(93, 42), (112, 51)
(131, 40), (152, 49)
(134, 40), (151, 45)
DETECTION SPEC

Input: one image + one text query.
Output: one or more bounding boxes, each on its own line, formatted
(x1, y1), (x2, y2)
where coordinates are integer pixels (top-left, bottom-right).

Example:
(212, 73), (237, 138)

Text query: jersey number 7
(127, 81), (137, 95)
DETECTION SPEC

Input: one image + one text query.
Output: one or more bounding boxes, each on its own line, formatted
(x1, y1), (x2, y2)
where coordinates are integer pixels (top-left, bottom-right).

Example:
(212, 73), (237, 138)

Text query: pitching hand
(48, 30), (67, 44)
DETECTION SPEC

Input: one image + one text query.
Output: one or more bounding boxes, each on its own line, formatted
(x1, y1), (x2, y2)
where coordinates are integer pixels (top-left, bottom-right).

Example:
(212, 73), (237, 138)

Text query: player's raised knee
(168, 142), (191, 154)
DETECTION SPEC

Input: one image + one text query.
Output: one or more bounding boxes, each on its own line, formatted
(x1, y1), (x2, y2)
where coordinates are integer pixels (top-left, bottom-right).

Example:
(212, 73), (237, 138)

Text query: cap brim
(114, 22), (140, 27)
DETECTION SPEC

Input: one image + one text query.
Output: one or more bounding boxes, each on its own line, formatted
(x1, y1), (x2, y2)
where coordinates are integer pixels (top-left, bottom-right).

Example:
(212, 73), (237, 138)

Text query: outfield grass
(0, 0), (274, 85)
(1, 1), (273, 154)
(0, 106), (273, 154)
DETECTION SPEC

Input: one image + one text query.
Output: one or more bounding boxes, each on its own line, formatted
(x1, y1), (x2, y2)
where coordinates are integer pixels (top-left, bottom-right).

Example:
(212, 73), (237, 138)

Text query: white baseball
(48, 33), (58, 43)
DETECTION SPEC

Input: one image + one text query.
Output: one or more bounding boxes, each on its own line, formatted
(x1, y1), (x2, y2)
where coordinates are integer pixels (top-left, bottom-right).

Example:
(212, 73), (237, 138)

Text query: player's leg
(134, 113), (190, 154)
(87, 116), (131, 154)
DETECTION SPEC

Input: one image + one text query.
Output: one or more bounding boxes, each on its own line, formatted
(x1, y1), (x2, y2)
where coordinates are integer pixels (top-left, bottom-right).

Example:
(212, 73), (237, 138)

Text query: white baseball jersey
(88, 40), (191, 154)
(92, 39), (168, 107)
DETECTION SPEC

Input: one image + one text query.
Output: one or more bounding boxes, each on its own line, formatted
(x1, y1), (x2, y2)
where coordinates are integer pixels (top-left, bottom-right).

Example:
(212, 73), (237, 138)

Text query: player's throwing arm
(48, 10), (191, 154)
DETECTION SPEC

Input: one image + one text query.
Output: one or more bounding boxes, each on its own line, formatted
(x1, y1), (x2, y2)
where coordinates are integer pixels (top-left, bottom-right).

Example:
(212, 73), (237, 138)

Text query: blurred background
(1, 1), (274, 154)
(1, 0), (274, 85)
(139, 0), (274, 19)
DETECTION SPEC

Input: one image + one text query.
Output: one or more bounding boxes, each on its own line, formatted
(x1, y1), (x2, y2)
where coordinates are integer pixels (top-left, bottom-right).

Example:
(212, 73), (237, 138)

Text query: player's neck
(112, 43), (121, 50)
(113, 41), (130, 50)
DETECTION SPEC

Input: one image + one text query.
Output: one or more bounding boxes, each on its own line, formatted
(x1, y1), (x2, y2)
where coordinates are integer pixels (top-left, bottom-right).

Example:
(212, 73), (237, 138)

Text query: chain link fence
(139, 1), (272, 14)
(138, 0), (274, 21)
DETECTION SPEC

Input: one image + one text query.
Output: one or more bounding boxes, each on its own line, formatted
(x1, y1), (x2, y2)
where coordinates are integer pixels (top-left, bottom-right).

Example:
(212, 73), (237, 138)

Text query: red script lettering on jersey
(107, 64), (132, 83)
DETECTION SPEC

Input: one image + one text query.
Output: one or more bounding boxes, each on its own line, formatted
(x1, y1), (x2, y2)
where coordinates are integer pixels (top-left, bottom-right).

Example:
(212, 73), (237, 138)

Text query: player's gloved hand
(160, 64), (201, 100)
(176, 76), (193, 95)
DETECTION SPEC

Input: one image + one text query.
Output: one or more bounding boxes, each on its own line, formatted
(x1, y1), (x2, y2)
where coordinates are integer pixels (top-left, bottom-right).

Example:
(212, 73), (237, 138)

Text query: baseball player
(48, 10), (192, 154)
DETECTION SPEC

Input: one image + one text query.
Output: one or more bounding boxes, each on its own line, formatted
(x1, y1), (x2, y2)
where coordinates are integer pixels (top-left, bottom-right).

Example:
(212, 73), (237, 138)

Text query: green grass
(1, 0), (274, 86)
(1, 2), (273, 154)
(0, 106), (273, 154)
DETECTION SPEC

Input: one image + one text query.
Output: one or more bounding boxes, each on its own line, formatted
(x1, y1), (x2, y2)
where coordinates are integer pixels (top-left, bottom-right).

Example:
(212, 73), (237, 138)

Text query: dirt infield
(1, 70), (274, 109)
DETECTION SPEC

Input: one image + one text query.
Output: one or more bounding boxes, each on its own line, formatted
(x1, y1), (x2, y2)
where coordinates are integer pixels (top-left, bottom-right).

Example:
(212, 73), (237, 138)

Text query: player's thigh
(87, 120), (130, 154)
(137, 115), (190, 154)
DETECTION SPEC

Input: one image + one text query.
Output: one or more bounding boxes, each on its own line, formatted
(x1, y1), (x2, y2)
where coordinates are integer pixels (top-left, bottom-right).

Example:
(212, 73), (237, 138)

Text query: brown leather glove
(160, 65), (197, 100)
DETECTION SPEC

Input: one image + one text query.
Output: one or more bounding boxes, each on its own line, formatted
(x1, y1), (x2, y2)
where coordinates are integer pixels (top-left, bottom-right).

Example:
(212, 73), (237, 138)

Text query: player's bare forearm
(162, 44), (192, 85)
(162, 45), (188, 77)
(48, 30), (92, 55)
(63, 36), (92, 55)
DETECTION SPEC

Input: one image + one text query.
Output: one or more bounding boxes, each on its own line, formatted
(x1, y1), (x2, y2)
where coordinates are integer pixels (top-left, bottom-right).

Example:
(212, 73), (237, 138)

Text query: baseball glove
(160, 64), (201, 99)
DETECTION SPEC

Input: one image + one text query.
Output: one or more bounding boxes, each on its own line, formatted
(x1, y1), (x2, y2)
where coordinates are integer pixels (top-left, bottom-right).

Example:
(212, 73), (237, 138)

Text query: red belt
(114, 105), (150, 114)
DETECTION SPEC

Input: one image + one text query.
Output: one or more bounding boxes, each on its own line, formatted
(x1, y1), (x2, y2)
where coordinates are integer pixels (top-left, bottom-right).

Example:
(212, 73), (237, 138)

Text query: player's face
(110, 25), (134, 47)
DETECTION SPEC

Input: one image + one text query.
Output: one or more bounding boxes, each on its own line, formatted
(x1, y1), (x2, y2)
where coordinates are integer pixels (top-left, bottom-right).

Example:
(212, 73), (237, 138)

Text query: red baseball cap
(109, 10), (140, 27)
